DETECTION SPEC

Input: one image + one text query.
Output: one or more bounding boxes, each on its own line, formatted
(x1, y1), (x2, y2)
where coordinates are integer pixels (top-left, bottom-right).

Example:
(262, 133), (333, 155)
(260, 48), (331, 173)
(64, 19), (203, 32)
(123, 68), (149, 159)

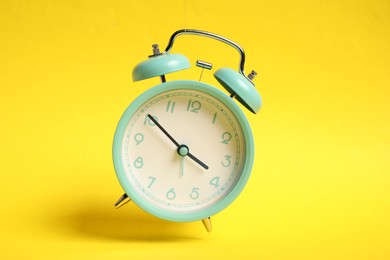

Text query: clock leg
(202, 217), (212, 232)
(114, 193), (131, 209)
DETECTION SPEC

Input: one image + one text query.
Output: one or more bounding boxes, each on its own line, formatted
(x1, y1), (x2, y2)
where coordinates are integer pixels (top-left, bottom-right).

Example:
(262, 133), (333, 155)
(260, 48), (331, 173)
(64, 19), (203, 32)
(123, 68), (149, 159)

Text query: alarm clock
(112, 29), (262, 232)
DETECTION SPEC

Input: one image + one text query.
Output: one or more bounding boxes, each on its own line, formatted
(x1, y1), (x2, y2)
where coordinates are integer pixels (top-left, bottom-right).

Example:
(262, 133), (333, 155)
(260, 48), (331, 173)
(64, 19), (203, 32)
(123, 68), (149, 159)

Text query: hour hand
(187, 152), (209, 170)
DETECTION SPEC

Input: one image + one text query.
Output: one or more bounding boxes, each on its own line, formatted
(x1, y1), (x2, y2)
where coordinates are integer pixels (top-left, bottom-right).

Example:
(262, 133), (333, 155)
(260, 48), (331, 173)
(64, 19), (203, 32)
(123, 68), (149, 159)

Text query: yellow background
(1, 0), (389, 259)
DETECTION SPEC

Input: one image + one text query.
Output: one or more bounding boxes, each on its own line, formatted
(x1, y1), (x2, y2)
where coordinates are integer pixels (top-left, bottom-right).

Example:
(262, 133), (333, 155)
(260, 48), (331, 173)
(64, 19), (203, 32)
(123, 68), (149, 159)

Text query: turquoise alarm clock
(113, 29), (262, 232)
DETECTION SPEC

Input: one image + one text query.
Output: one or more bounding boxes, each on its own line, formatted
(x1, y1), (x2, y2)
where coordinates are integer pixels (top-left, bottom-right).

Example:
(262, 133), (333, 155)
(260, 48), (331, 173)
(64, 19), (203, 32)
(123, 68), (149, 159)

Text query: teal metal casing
(214, 68), (262, 113)
(132, 54), (191, 81)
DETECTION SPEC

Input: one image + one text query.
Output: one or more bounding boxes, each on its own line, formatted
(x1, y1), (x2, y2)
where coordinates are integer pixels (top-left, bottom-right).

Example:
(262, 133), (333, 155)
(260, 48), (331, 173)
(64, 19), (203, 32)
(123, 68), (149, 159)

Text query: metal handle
(164, 29), (254, 83)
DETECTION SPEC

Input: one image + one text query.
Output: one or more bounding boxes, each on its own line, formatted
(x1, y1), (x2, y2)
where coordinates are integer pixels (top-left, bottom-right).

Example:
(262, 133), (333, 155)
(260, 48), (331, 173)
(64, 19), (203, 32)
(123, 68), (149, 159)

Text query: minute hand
(147, 114), (209, 170)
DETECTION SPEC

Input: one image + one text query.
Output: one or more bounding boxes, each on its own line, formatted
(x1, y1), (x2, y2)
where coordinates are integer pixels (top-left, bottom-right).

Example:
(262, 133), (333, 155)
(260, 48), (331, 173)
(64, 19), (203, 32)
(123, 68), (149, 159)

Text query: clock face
(113, 81), (254, 221)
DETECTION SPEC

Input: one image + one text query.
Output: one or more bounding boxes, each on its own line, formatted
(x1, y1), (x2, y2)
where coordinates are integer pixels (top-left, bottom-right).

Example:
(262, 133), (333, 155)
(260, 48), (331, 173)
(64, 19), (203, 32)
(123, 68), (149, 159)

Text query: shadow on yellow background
(50, 199), (199, 242)
(1, 0), (389, 259)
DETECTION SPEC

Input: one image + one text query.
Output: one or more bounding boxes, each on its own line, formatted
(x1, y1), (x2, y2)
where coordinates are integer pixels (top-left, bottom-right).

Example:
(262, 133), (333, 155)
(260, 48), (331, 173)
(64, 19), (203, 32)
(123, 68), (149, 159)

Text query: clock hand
(187, 152), (209, 170)
(147, 114), (179, 147)
(147, 114), (209, 170)
(180, 157), (184, 176)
